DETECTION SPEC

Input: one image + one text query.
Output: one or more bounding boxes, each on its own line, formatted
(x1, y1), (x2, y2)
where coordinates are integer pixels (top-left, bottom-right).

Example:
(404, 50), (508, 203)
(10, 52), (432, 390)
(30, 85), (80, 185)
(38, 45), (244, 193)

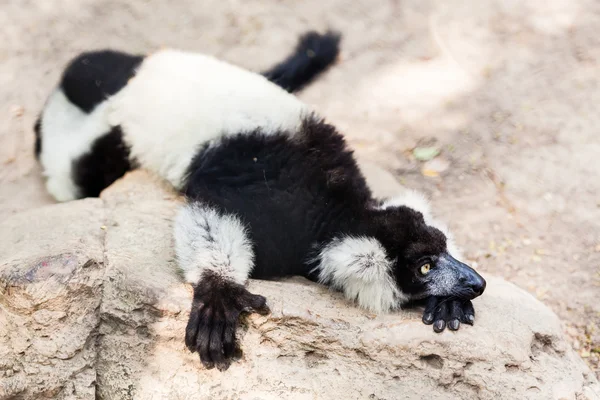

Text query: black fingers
(448, 301), (463, 331)
(422, 297), (477, 333)
(422, 296), (439, 325)
(433, 300), (449, 333)
(197, 306), (215, 369)
(184, 302), (202, 352)
(185, 280), (270, 371)
(237, 292), (270, 315)
(461, 300), (475, 325)
(222, 315), (237, 361)
(208, 316), (227, 371)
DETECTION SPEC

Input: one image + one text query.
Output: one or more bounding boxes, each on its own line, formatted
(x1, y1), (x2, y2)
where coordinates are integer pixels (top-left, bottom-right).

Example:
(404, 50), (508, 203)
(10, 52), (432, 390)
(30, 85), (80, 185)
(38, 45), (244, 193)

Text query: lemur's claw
(185, 273), (270, 371)
(422, 296), (475, 333)
(422, 311), (435, 325)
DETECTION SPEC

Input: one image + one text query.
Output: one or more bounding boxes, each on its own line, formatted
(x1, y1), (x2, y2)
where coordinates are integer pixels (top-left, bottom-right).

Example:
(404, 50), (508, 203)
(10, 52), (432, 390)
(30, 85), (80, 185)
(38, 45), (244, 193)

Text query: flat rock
(0, 167), (598, 400)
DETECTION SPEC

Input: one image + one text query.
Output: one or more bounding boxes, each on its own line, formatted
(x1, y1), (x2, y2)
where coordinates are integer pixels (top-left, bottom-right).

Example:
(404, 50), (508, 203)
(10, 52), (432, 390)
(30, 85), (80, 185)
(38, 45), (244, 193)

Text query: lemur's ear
(373, 190), (464, 259)
(363, 206), (424, 250)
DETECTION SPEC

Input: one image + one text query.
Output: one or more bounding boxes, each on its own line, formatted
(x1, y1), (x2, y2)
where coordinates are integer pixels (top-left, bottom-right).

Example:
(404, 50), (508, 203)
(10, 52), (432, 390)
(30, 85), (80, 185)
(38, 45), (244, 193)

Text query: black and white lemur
(34, 30), (486, 371)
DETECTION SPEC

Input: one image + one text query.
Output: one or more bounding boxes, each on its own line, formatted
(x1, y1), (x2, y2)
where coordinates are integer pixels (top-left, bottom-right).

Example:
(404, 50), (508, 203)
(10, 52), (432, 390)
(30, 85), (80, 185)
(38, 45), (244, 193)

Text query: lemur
(34, 30), (486, 371)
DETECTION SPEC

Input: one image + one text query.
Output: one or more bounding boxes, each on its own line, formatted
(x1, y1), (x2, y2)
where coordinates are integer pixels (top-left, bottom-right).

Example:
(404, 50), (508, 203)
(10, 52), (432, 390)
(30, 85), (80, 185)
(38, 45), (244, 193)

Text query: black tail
(262, 30), (341, 93)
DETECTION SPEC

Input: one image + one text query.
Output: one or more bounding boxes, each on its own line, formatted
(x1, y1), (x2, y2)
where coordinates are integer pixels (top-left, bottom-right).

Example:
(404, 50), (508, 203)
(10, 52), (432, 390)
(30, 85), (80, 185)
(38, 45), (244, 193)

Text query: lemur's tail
(262, 30), (341, 93)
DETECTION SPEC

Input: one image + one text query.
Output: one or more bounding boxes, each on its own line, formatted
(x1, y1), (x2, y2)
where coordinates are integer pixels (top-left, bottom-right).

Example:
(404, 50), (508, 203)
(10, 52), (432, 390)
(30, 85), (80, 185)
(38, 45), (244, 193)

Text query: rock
(0, 199), (105, 399)
(1, 168), (599, 400)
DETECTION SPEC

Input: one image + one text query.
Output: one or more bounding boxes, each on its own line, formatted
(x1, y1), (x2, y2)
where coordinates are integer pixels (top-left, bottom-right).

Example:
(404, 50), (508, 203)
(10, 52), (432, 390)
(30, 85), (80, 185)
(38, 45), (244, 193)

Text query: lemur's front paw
(185, 272), (270, 371)
(422, 296), (475, 333)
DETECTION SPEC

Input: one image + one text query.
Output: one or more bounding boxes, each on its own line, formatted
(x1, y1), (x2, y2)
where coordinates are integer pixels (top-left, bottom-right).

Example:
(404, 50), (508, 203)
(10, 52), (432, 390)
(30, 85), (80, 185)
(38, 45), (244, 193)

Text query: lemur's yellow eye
(420, 263), (431, 275)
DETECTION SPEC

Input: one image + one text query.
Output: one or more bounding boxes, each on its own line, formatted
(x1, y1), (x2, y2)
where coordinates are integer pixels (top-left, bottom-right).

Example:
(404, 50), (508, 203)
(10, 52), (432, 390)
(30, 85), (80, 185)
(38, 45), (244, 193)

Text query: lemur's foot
(185, 272), (270, 371)
(422, 296), (475, 332)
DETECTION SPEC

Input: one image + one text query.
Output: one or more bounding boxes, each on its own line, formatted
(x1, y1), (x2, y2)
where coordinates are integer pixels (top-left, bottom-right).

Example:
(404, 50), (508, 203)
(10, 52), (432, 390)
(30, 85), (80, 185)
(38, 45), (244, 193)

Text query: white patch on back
(379, 190), (462, 258)
(39, 89), (112, 202)
(108, 49), (309, 189)
(174, 202), (254, 285)
(313, 236), (407, 313)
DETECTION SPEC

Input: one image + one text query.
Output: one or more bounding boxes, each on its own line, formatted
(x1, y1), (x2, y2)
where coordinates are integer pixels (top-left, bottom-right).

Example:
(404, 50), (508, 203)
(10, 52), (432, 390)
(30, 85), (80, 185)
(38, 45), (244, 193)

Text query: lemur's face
(371, 205), (486, 302)
(399, 249), (486, 301)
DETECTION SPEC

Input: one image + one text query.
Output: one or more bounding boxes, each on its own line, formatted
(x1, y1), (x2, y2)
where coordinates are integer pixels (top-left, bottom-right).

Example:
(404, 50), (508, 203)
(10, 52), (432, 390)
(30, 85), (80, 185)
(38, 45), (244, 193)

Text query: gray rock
(1, 168), (598, 400)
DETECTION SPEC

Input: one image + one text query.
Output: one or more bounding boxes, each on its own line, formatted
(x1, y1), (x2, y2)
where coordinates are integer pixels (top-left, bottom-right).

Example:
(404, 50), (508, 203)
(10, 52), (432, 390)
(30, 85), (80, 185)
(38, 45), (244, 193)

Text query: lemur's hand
(185, 274), (270, 371)
(421, 296), (475, 332)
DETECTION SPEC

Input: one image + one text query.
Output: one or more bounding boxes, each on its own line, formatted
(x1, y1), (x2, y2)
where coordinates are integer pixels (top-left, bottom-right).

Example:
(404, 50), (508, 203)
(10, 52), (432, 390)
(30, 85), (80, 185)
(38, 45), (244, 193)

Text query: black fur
(60, 50), (144, 113)
(182, 115), (448, 287)
(183, 115), (374, 280)
(72, 127), (133, 198)
(262, 31), (341, 93)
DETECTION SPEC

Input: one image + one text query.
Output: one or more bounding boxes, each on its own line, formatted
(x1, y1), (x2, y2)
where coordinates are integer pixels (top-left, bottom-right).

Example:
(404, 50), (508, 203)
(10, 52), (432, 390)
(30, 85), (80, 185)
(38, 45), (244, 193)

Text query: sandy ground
(1, 0), (598, 377)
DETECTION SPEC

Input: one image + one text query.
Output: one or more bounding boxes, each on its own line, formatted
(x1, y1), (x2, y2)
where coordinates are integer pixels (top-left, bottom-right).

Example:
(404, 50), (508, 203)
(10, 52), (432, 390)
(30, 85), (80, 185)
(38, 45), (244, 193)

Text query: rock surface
(1, 169), (599, 400)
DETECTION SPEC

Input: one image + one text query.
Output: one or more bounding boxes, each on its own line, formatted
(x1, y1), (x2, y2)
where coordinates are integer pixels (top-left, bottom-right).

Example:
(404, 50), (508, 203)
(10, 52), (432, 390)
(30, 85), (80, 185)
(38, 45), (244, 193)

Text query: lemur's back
(108, 49), (308, 189)
(182, 116), (372, 279)
(35, 32), (341, 202)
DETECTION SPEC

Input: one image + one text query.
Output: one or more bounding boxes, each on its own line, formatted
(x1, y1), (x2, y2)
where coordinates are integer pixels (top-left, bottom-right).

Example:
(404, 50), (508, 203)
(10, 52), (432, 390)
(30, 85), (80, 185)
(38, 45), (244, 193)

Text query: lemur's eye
(420, 263), (431, 275)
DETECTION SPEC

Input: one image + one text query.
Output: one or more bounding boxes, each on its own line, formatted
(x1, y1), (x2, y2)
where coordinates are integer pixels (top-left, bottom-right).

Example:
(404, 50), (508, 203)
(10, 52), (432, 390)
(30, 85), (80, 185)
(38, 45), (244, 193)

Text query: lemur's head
(370, 191), (486, 302)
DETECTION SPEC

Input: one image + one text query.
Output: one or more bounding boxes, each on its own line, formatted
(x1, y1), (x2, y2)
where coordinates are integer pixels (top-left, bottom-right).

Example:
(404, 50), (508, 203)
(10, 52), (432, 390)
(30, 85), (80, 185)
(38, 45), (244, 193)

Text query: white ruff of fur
(39, 89), (112, 202)
(379, 190), (462, 258)
(108, 49), (309, 189)
(174, 203), (254, 285)
(315, 236), (406, 313)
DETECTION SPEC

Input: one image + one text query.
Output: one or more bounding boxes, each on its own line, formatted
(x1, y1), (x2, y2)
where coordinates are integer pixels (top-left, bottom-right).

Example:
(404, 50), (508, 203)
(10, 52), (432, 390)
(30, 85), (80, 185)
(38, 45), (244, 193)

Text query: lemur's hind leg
(174, 202), (269, 371)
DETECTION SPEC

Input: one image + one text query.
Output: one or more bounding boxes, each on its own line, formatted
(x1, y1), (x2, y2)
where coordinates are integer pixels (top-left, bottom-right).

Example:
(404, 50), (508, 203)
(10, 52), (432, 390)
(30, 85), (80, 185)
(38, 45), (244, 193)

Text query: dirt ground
(1, 0), (598, 377)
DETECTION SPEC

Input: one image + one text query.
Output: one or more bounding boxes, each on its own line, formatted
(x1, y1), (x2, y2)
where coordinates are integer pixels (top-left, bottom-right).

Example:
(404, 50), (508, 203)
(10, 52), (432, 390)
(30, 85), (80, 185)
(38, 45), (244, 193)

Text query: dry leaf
(421, 169), (439, 178)
(580, 350), (591, 358)
(413, 146), (440, 161)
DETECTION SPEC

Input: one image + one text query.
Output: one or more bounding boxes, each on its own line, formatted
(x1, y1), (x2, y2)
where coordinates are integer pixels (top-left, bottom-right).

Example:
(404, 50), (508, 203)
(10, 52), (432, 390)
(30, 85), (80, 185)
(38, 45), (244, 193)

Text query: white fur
(38, 89), (112, 201)
(379, 190), (462, 258)
(313, 236), (407, 313)
(108, 49), (309, 189)
(174, 202), (254, 285)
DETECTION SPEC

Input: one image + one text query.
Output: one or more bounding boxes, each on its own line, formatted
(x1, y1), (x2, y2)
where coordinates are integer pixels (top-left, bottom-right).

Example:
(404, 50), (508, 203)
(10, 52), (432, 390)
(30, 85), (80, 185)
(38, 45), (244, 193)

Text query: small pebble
(422, 157), (450, 175)
(9, 105), (24, 117)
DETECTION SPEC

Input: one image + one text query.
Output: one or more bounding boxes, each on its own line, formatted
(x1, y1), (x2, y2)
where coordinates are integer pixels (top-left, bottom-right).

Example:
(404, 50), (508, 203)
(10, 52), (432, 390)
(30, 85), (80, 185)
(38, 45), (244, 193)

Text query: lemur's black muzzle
(459, 263), (486, 297)
(439, 253), (487, 299)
